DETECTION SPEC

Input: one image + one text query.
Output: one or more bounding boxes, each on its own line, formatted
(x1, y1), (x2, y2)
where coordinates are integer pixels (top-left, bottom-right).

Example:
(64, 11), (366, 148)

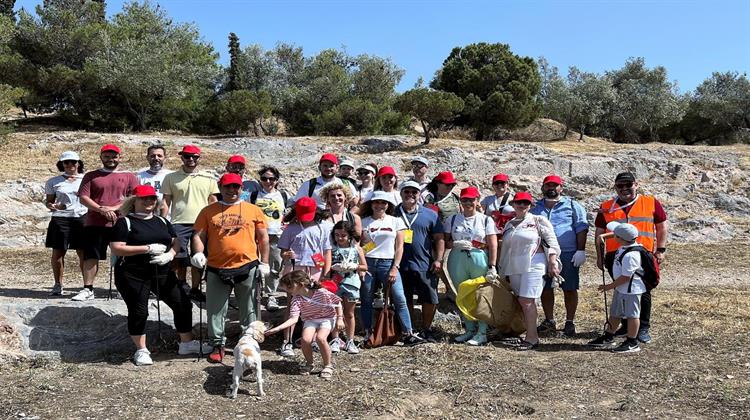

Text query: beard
(544, 190), (560, 199)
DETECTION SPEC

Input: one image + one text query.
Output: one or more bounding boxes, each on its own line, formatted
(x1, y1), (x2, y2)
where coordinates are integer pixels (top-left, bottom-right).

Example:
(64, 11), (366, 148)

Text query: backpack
(249, 190), (289, 208)
(617, 246), (660, 291)
(307, 177), (353, 198)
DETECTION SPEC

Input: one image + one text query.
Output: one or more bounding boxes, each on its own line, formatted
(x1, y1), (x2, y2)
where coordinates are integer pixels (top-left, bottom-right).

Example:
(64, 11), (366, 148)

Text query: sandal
(515, 340), (539, 351)
(299, 364), (314, 375)
(319, 365), (334, 380)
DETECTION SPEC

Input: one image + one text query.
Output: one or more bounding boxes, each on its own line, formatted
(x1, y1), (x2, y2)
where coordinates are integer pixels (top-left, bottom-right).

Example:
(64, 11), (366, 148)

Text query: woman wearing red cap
(423, 171), (460, 224)
(362, 166), (402, 206)
(497, 191), (561, 351)
(110, 185), (210, 366)
(444, 186), (499, 346)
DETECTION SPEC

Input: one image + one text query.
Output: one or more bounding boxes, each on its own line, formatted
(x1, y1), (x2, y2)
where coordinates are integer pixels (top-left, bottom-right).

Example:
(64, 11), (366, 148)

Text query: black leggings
(114, 266), (193, 336)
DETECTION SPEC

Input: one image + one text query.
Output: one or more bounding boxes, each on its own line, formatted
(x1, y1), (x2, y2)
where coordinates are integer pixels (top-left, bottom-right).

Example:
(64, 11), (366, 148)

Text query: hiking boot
(587, 334), (615, 348)
(346, 339), (360, 354)
(50, 283), (63, 296)
(330, 337), (343, 353)
(189, 288), (206, 304)
(563, 321), (576, 337)
(637, 328), (652, 344)
(536, 319), (556, 334)
(402, 333), (425, 346)
(133, 348), (153, 366)
(613, 322), (628, 337)
(266, 296), (280, 312)
(280, 342), (295, 358)
(419, 328), (438, 343)
(454, 330), (476, 343)
(71, 288), (94, 301)
(466, 333), (488, 346)
(612, 339), (641, 354)
(207, 346), (225, 363)
(178, 340), (213, 355)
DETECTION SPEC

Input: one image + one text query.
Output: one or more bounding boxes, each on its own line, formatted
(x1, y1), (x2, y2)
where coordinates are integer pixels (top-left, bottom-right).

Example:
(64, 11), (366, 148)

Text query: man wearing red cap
(190, 173), (270, 363)
(161, 145), (219, 301)
(291, 153), (358, 209)
(73, 144), (139, 301)
(224, 154), (259, 202)
(531, 175), (589, 337)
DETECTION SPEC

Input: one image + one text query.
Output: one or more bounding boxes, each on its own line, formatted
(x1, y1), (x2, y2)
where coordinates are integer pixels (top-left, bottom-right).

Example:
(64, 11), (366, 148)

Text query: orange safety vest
(600, 195), (657, 253)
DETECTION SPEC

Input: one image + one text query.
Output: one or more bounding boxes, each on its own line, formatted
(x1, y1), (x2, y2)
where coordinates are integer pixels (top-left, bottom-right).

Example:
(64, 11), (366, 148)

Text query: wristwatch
(656, 247), (666, 253)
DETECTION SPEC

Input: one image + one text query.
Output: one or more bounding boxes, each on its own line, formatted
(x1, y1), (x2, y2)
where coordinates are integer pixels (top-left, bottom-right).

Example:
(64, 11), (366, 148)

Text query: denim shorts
(544, 251), (580, 291)
(336, 282), (360, 302)
(303, 318), (334, 330)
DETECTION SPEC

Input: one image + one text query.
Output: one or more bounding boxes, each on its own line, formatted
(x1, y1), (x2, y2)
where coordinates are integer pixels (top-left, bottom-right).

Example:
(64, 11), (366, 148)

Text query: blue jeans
(361, 258), (413, 334)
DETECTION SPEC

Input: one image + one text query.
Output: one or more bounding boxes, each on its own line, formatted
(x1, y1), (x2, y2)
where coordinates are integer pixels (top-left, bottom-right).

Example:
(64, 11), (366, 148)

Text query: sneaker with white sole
(133, 348), (153, 366)
(71, 288), (94, 301)
(454, 330), (476, 343)
(346, 339), (360, 354)
(280, 342), (295, 358)
(612, 339), (641, 354)
(50, 283), (63, 296)
(466, 333), (487, 346)
(330, 337), (343, 353)
(177, 340), (213, 355)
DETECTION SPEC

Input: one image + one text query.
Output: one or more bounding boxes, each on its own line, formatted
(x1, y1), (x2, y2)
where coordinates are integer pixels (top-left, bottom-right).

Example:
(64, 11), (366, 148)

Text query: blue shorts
(336, 282), (360, 302)
(544, 251), (580, 291)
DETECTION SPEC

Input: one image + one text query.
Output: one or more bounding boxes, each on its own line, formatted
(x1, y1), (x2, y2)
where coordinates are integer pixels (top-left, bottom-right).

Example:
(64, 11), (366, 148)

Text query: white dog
(229, 320), (266, 398)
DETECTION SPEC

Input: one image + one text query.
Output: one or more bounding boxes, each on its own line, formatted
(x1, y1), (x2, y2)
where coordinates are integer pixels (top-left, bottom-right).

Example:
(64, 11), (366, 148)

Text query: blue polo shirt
(531, 196), (588, 253)
(394, 204), (443, 272)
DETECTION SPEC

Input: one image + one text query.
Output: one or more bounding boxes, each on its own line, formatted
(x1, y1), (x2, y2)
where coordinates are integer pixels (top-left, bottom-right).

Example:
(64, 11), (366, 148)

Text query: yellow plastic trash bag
(456, 276), (487, 321)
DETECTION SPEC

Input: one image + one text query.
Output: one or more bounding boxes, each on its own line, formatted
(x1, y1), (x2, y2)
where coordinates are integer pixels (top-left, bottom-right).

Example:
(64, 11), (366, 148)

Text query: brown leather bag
(474, 280), (526, 335)
(367, 283), (402, 347)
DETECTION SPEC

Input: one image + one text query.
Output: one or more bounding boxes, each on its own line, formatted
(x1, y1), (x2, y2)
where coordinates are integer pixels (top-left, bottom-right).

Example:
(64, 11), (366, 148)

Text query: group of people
(44, 143), (668, 368)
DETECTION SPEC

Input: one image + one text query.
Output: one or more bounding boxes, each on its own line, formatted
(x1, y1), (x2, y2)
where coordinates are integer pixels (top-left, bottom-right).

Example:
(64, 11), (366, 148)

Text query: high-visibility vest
(600, 195), (657, 253)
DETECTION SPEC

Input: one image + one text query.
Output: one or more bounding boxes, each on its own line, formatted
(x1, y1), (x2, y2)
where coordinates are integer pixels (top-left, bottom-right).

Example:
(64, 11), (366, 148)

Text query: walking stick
(599, 241), (611, 331)
(108, 254), (116, 300)
(256, 265), (264, 322)
(197, 265), (207, 361)
(154, 264), (164, 349)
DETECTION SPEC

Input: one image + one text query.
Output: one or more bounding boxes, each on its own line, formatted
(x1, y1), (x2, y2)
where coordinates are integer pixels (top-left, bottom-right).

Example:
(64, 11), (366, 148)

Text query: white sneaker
(346, 339), (360, 354)
(71, 288), (94, 301)
(280, 342), (295, 358)
(133, 348), (153, 366)
(330, 338), (343, 353)
(178, 340), (213, 355)
(466, 333), (487, 346)
(454, 330), (476, 343)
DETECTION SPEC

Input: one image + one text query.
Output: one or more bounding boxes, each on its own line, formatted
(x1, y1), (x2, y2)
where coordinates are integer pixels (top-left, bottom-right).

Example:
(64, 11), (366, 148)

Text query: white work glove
(331, 263), (344, 272)
(343, 261), (359, 272)
(258, 262), (271, 277)
(571, 250), (587, 268)
(452, 240), (473, 251)
(146, 243), (167, 255)
(485, 266), (500, 284)
(149, 252), (174, 266)
(190, 252), (207, 269)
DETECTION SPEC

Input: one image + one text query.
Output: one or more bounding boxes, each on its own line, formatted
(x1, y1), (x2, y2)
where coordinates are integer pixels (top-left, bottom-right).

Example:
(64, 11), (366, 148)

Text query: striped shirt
(289, 289), (342, 321)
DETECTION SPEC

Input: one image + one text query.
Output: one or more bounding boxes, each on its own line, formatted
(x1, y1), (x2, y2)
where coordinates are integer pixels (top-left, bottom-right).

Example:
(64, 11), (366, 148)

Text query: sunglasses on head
(615, 182), (633, 189)
(260, 176), (276, 182)
(181, 154), (200, 160)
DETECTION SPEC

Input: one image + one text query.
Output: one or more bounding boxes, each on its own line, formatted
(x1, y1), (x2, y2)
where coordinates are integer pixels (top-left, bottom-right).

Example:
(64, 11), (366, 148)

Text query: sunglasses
(493, 181), (507, 186)
(402, 189), (419, 195)
(62, 160), (78, 165)
(222, 183), (241, 188)
(260, 176), (276, 182)
(615, 182), (634, 189)
(459, 198), (476, 202)
(513, 201), (531, 206)
(181, 154), (200, 160)
(356, 171), (372, 176)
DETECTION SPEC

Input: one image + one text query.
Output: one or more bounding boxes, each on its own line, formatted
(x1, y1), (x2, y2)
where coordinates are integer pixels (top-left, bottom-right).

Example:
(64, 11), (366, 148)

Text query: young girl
(265, 270), (344, 379)
(329, 220), (367, 354)
(277, 196), (333, 357)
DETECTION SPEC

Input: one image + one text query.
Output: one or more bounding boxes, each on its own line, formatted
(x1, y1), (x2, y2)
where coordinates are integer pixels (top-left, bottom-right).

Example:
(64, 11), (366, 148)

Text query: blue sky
(16, 0), (750, 92)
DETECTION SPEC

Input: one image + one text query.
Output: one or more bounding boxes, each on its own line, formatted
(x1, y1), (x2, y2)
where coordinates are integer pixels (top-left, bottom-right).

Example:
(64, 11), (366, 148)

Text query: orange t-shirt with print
(193, 202), (267, 269)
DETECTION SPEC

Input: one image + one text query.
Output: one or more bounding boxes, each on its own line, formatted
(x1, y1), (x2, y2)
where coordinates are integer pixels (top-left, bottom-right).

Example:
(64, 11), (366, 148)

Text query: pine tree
(0, 0), (15, 20)
(227, 32), (241, 92)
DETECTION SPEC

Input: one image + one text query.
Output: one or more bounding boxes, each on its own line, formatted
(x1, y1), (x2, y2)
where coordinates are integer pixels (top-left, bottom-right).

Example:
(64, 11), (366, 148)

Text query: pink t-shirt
(79, 170), (139, 227)
(289, 289), (342, 321)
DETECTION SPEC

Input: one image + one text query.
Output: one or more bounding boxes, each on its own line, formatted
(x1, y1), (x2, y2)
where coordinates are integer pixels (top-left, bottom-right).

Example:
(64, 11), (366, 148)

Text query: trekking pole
(108, 254), (116, 300)
(197, 265), (207, 361)
(599, 241), (611, 331)
(256, 265), (263, 322)
(154, 264), (164, 350)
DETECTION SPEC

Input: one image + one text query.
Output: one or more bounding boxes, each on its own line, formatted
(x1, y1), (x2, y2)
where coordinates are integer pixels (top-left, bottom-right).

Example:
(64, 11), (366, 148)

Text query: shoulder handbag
(474, 280), (526, 335)
(367, 283), (401, 348)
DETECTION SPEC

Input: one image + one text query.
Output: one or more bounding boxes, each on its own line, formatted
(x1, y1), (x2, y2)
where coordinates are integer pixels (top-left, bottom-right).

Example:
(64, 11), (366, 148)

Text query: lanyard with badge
(399, 205), (419, 244)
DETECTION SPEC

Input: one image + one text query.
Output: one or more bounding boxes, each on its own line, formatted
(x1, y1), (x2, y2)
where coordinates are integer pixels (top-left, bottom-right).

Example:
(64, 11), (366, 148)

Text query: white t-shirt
(613, 244), (647, 295)
(44, 175), (87, 218)
(361, 215), (406, 259)
(251, 189), (286, 235)
(362, 189), (402, 205)
(480, 192), (514, 214)
(291, 176), (359, 209)
(136, 168), (174, 199)
(447, 213), (499, 244)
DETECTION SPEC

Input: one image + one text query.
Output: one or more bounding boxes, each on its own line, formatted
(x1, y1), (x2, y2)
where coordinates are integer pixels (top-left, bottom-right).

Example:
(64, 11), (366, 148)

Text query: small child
(266, 270), (344, 379)
(329, 220), (367, 354)
(588, 222), (646, 353)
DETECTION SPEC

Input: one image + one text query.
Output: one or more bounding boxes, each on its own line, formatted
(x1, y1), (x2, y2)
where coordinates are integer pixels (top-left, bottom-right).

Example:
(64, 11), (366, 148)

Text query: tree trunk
(563, 125), (570, 139)
(258, 119), (266, 135)
(579, 125), (585, 140)
(421, 119), (430, 145)
(252, 121), (259, 136)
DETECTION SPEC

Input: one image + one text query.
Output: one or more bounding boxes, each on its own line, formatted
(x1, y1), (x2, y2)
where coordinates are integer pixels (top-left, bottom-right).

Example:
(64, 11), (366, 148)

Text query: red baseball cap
(492, 173), (509, 183)
(227, 155), (246, 165)
(434, 171), (456, 185)
(100, 144), (121, 154)
(512, 191), (534, 203)
(133, 184), (157, 198)
(218, 173), (243, 186)
(295, 197), (318, 223)
(319, 153), (339, 165)
(179, 145), (201, 156)
(377, 166), (396, 177)
(543, 175), (563, 186)
(320, 280), (338, 294)
(459, 186), (480, 200)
